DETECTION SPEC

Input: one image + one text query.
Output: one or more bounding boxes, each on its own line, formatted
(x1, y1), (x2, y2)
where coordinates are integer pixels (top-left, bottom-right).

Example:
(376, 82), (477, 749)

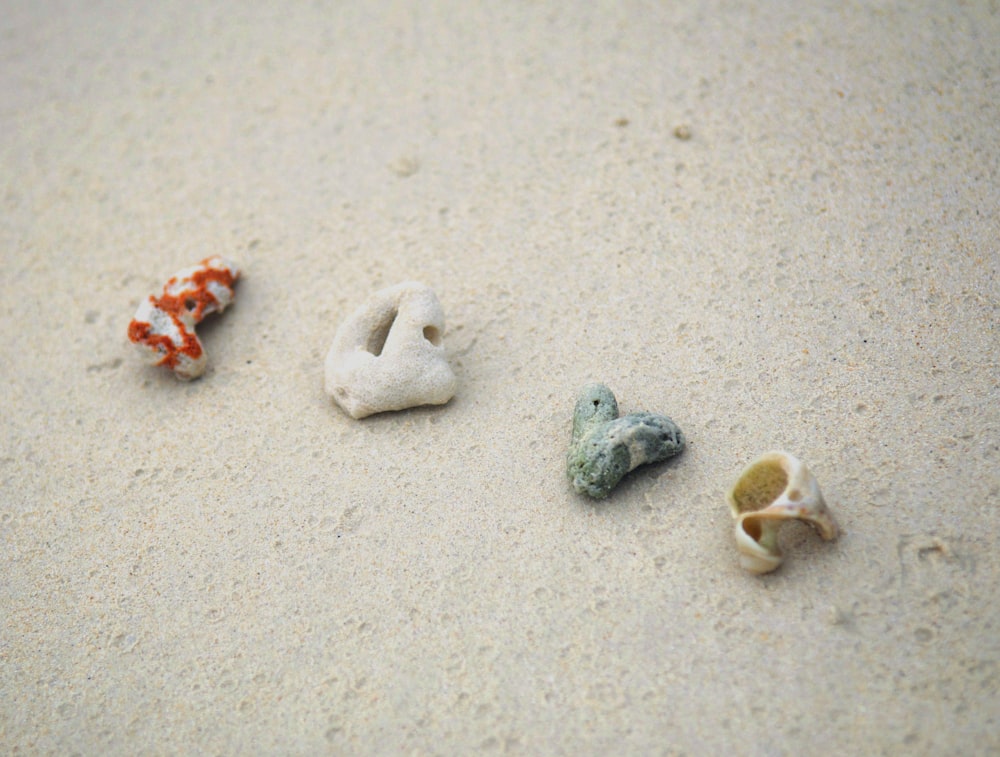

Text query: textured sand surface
(2, 1), (998, 753)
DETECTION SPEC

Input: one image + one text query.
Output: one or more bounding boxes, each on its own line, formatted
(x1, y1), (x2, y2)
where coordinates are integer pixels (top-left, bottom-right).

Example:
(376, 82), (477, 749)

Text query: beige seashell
(727, 451), (839, 574)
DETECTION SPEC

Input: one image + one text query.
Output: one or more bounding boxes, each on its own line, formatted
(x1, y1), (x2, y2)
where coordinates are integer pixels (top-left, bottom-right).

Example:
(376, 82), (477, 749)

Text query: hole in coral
(365, 308), (397, 356)
(423, 325), (441, 346)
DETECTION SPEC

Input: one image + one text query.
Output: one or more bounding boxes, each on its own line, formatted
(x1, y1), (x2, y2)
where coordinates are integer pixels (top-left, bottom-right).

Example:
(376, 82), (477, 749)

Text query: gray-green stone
(567, 383), (685, 499)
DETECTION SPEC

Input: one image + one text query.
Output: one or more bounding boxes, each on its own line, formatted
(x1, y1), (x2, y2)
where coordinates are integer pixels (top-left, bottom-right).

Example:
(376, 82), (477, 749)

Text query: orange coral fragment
(127, 256), (241, 380)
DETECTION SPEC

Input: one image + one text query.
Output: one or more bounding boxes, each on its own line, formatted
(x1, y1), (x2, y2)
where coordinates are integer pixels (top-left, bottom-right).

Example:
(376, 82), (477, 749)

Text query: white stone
(324, 282), (457, 419)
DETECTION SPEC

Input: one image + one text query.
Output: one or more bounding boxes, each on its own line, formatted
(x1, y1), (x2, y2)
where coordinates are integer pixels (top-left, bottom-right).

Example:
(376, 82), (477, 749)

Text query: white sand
(2, 1), (998, 753)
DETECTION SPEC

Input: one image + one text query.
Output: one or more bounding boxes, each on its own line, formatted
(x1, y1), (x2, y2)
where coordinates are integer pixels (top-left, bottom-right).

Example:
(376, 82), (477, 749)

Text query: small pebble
(566, 383), (685, 499)
(127, 256), (240, 380)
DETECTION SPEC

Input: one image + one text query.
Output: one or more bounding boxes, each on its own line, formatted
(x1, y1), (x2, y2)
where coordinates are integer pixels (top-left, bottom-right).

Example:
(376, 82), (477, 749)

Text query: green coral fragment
(567, 383), (685, 499)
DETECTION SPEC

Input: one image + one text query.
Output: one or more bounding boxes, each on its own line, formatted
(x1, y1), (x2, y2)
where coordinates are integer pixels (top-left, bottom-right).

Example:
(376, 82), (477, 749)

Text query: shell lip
(736, 508), (839, 541)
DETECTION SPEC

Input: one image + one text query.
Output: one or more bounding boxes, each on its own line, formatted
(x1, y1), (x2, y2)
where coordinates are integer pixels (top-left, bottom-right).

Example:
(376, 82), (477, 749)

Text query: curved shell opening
(731, 458), (788, 514)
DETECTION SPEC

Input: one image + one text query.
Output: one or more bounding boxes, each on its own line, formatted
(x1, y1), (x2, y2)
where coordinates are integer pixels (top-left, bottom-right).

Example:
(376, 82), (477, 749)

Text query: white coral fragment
(324, 281), (457, 419)
(727, 451), (839, 574)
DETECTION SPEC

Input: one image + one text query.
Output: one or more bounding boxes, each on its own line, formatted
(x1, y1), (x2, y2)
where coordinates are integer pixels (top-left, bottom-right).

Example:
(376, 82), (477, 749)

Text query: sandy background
(2, 1), (998, 753)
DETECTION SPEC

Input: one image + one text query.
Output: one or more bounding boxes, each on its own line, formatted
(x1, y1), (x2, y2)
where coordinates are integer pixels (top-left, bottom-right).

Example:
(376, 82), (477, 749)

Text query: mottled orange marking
(127, 258), (236, 370)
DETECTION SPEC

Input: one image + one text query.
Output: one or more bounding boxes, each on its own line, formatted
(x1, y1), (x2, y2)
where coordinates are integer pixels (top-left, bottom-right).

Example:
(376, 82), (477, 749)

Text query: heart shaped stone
(567, 383), (685, 498)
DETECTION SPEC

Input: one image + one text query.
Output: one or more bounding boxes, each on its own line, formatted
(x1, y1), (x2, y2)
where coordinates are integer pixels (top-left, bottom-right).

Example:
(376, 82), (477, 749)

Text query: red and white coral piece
(127, 256), (241, 380)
